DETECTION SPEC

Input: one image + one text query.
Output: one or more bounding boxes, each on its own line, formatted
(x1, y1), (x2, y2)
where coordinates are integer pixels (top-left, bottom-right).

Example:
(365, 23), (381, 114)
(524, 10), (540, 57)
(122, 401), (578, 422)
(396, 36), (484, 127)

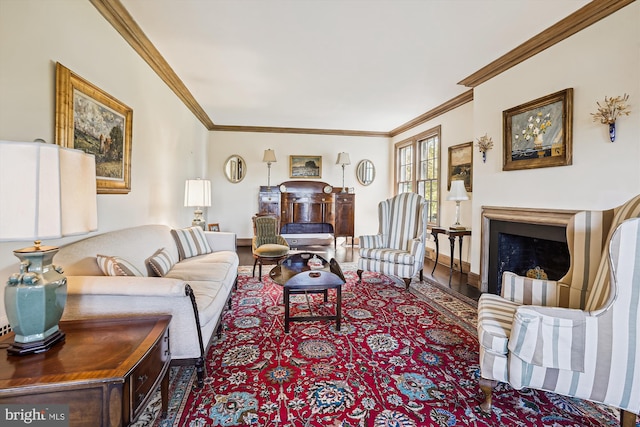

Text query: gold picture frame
(503, 88), (573, 171)
(55, 63), (133, 194)
(208, 223), (220, 232)
(289, 155), (322, 179)
(448, 142), (472, 192)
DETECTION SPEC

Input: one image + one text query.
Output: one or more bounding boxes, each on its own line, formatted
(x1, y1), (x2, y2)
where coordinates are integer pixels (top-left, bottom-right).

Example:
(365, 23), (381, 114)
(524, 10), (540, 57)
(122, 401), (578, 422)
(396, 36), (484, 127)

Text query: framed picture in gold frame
(55, 63), (133, 194)
(289, 155), (322, 179)
(448, 142), (472, 192)
(503, 88), (573, 171)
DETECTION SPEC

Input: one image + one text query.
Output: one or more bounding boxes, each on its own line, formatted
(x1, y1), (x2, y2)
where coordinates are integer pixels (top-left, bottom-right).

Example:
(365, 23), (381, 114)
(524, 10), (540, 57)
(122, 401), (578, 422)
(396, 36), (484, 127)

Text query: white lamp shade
(0, 140), (97, 242)
(262, 149), (277, 163)
(447, 180), (469, 201)
(336, 152), (351, 165)
(184, 179), (211, 207)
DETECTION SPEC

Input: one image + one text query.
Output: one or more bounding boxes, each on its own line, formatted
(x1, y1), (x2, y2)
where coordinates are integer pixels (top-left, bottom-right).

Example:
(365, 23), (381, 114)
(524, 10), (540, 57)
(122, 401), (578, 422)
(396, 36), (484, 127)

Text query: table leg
(336, 286), (342, 332)
(284, 288), (291, 333)
(160, 366), (169, 418)
(448, 235), (455, 282)
(458, 236), (465, 274)
(431, 231), (439, 275)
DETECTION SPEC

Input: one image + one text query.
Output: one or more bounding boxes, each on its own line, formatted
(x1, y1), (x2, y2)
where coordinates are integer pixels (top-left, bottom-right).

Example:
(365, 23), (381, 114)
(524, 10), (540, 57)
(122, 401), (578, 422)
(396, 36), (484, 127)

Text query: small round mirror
(224, 155), (246, 183)
(356, 159), (375, 186)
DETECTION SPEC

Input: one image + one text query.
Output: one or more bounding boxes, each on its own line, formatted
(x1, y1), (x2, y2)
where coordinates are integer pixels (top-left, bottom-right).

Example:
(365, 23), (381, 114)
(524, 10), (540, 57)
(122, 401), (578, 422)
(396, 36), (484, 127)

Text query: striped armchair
(357, 193), (428, 290)
(477, 195), (640, 425)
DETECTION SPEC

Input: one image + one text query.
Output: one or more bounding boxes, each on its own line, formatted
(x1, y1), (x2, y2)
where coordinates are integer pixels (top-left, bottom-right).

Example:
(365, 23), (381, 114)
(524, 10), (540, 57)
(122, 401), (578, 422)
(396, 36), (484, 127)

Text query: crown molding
(211, 124), (388, 138)
(389, 90), (474, 138)
(89, 0), (215, 130)
(458, 0), (635, 88)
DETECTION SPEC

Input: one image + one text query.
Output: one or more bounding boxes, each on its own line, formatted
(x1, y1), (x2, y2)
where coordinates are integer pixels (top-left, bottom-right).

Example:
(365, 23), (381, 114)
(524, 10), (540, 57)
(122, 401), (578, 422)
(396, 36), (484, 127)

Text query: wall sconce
(447, 180), (469, 230)
(262, 149), (277, 189)
(0, 140), (98, 355)
(336, 152), (351, 193)
(475, 133), (494, 163)
(590, 94), (631, 142)
(184, 178), (211, 229)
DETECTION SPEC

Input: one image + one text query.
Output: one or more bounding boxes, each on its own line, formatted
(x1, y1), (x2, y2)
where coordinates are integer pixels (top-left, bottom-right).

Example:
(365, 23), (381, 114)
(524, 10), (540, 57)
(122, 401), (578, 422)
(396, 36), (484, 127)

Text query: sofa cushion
(171, 226), (213, 260)
(96, 254), (143, 277)
(146, 247), (176, 277)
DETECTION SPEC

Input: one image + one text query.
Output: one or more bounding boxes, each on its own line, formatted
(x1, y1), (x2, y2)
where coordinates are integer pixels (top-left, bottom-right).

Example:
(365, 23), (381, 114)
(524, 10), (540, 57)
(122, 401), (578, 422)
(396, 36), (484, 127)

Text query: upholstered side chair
(357, 192), (428, 290)
(477, 194), (640, 425)
(251, 215), (290, 281)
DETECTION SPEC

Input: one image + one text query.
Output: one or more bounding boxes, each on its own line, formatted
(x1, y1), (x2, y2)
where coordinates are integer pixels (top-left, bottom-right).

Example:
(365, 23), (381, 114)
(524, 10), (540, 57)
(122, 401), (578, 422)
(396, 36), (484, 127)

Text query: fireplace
(480, 206), (578, 294)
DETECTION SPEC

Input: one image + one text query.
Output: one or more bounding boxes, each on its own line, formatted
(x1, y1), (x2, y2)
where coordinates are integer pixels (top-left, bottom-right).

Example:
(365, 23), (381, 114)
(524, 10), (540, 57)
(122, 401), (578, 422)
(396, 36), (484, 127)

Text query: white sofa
(55, 224), (239, 386)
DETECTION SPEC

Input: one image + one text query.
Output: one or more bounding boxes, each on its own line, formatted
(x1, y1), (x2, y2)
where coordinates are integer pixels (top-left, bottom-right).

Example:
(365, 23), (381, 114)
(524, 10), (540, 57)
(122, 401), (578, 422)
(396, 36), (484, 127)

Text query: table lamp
(336, 152), (351, 193)
(184, 178), (211, 229)
(0, 140), (97, 355)
(447, 180), (469, 230)
(262, 149), (277, 189)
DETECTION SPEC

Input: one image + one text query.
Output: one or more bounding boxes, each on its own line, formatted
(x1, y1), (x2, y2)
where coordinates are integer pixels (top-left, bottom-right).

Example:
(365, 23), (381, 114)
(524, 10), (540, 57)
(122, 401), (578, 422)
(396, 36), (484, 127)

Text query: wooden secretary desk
(258, 180), (355, 247)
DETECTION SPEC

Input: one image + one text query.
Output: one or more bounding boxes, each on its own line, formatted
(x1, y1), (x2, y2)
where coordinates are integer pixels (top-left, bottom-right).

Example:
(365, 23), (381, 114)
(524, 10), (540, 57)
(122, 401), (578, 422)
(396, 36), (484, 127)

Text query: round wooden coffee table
(269, 252), (345, 333)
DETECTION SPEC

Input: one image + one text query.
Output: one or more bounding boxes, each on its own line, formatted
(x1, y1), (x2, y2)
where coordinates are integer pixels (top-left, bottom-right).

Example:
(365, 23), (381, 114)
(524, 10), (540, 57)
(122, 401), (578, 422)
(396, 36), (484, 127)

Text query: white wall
(0, 1), (209, 323)
(207, 131), (390, 239)
(470, 2), (640, 273)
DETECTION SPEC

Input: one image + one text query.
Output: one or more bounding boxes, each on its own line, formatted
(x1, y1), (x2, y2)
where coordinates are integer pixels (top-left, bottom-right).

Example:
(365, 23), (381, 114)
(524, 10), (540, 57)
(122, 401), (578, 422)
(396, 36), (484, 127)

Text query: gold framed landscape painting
(289, 155), (322, 179)
(448, 142), (473, 192)
(503, 88), (573, 171)
(55, 63), (132, 194)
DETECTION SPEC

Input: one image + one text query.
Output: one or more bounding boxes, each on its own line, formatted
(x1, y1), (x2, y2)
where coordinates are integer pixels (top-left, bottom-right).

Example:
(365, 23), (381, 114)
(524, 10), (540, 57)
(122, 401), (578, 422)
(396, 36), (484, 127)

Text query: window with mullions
(395, 125), (440, 225)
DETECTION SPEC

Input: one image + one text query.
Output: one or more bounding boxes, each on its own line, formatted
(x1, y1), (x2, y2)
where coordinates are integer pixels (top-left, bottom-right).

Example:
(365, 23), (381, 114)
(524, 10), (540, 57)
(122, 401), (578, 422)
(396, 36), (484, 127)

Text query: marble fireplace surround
(480, 206), (579, 293)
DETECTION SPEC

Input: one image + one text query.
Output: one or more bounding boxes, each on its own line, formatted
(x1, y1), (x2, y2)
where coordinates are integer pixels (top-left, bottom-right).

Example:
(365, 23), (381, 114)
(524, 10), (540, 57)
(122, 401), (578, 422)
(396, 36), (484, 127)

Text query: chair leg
(252, 259), (258, 277)
(403, 278), (411, 290)
(479, 378), (496, 414)
(357, 269), (363, 283)
(620, 409), (637, 427)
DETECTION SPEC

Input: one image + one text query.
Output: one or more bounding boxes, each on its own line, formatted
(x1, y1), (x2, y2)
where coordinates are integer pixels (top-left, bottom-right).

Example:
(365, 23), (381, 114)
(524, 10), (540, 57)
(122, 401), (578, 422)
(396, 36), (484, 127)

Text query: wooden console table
(258, 181), (355, 247)
(430, 226), (471, 281)
(0, 315), (171, 427)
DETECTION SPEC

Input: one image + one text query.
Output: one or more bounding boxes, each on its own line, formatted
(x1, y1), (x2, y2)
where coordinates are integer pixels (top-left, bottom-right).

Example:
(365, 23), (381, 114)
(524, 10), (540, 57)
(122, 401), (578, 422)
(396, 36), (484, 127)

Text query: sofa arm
(205, 231), (236, 252)
(66, 276), (188, 297)
(501, 271), (561, 306)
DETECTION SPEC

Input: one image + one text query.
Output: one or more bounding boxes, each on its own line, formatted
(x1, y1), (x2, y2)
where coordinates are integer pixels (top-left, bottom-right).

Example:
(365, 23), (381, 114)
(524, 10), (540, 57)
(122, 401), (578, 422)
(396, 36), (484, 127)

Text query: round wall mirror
(224, 155), (246, 183)
(356, 159), (375, 186)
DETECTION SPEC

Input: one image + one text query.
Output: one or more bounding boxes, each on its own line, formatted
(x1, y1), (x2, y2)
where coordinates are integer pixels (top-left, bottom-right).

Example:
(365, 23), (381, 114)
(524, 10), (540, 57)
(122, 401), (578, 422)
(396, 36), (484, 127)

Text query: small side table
(430, 226), (472, 281)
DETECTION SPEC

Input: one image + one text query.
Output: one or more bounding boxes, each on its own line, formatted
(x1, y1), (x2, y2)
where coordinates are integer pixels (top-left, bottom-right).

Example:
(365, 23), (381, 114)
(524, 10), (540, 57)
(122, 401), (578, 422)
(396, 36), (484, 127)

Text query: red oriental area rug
(168, 270), (625, 427)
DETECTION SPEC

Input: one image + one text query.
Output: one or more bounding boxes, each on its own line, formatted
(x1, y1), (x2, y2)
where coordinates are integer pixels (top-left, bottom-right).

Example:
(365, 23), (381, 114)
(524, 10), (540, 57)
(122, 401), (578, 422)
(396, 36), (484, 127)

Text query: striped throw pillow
(171, 226), (212, 260)
(146, 247), (175, 277)
(96, 254), (143, 277)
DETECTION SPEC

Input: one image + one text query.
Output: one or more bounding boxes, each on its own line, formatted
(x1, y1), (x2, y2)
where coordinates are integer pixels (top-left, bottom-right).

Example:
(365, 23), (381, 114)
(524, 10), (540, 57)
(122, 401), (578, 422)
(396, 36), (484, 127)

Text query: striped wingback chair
(477, 194), (640, 425)
(357, 192), (428, 290)
(251, 215), (289, 281)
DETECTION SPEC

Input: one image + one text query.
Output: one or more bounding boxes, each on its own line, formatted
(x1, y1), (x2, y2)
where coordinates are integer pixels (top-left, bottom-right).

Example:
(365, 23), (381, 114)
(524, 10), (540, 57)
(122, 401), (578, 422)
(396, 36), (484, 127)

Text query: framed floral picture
(448, 142), (472, 192)
(55, 63), (133, 194)
(503, 88), (573, 171)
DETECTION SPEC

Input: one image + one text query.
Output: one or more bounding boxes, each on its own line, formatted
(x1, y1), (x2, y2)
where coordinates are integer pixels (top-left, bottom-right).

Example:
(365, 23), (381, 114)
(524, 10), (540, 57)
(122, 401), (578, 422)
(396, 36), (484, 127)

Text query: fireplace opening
(488, 220), (570, 295)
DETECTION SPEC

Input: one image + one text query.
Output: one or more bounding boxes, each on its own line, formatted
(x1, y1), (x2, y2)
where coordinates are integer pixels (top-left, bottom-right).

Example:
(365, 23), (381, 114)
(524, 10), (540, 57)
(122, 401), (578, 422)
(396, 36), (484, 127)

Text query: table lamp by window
(0, 140), (97, 355)
(184, 178), (211, 229)
(336, 152), (351, 193)
(262, 149), (277, 189)
(447, 180), (469, 230)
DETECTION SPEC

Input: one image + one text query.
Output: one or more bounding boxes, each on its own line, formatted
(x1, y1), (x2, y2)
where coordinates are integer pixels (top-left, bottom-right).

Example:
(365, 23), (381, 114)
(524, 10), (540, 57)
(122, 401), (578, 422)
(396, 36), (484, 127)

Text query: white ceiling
(120, 0), (590, 132)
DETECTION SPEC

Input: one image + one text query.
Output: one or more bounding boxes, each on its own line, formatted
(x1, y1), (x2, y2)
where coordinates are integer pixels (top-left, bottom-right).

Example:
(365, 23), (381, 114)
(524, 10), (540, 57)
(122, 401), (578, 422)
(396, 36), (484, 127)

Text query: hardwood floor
(237, 241), (481, 301)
